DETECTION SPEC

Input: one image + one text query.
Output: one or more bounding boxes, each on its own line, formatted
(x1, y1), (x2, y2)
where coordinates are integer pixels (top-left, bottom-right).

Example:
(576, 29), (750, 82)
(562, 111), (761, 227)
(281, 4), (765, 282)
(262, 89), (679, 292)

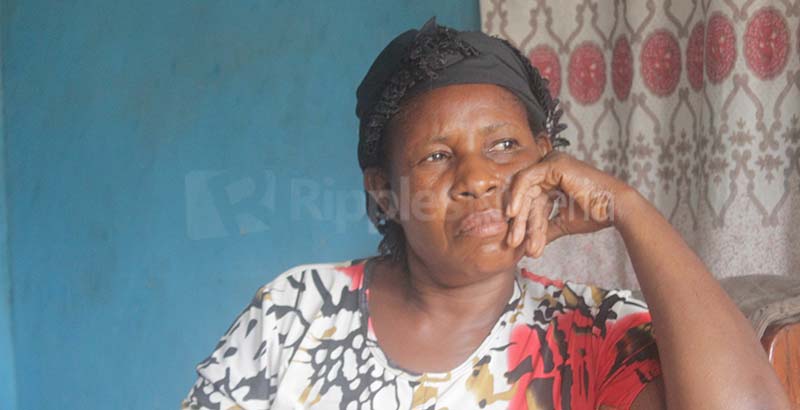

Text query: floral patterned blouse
(182, 258), (660, 410)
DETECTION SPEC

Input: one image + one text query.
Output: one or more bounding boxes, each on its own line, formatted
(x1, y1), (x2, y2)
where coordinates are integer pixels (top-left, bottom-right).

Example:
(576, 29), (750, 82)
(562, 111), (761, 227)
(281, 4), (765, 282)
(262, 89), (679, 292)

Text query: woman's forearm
(614, 188), (789, 410)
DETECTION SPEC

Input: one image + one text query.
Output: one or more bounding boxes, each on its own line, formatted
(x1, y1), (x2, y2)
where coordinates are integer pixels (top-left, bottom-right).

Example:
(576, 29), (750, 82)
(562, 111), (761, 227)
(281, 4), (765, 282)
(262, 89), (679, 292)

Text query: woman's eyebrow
(480, 122), (511, 135)
(413, 135), (449, 151)
(418, 122), (513, 147)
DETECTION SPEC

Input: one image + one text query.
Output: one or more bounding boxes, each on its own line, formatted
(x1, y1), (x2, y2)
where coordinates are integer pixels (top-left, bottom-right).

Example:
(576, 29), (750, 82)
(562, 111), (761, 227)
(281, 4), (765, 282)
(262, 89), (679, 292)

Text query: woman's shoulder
(252, 257), (370, 309)
(517, 267), (649, 316)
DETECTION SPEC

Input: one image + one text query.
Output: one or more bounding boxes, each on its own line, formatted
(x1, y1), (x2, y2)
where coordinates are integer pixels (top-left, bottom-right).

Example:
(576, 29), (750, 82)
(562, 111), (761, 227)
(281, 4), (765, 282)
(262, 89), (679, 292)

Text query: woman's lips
(457, 208), (510, 238)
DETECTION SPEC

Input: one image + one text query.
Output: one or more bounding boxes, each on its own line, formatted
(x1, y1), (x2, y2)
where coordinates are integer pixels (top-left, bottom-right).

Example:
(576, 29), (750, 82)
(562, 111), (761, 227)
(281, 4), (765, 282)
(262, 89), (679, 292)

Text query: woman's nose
(450, 155), (501, 200)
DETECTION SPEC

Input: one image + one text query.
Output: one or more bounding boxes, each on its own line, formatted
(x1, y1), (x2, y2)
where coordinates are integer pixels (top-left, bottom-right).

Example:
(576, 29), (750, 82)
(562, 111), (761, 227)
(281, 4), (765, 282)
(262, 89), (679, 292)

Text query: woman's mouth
(456, 208), (510, 238)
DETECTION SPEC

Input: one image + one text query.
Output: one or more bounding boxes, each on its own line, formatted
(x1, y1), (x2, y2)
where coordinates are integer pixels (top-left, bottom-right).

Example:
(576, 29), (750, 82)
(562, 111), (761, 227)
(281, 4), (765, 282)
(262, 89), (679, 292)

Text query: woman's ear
(363, 167), (397, 220)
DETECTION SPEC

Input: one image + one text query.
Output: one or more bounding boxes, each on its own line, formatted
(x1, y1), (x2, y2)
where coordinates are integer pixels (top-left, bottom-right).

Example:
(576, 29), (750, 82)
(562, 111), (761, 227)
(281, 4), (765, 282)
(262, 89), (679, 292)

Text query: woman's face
(372, 83), (552, 283)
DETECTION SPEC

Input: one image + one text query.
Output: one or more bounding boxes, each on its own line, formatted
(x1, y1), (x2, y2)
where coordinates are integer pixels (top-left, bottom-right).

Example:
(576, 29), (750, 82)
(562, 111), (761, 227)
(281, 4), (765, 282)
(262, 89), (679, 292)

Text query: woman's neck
(366, 253), (518, 373)
(397, 251), (517, 324)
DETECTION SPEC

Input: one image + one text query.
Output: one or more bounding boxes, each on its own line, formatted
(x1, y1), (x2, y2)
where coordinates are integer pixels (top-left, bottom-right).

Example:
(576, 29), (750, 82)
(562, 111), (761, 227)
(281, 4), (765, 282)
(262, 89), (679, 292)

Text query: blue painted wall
(1, 1), (478, 409)
(1, 0), (20, 403)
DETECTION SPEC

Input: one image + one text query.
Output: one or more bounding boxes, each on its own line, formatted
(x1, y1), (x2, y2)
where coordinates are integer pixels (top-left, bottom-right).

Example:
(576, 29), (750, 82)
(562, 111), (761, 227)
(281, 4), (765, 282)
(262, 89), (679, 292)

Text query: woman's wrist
(610, 185), (650, 233)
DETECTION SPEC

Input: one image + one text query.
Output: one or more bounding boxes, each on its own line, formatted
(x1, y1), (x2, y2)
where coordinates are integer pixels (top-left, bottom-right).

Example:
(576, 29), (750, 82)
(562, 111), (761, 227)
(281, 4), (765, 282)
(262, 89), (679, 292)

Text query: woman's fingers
(505, 151), (624, 244)
(546, 209), (571, 244)
(545, 190), (570, 243)
(507, 171), (539, 217)
(506, 162), (553, 217)
(506, 160), (559, 218)
(525, 192), (550, 258)
(507, 184), (540, 247)
(505, 182), (552, 257)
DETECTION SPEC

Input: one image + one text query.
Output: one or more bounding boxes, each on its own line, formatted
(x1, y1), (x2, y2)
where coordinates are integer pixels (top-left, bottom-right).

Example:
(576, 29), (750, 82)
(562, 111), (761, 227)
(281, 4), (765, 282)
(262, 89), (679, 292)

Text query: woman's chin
(406, 230), (525, 283)
(459, 240), (524, 277)
(466, 230), (524, 256)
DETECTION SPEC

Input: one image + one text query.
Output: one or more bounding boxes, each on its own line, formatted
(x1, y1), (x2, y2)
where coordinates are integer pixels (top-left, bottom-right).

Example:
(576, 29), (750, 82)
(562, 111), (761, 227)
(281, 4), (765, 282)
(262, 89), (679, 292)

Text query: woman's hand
(504, 150), (635, 257)
(505, 152), (790, 409)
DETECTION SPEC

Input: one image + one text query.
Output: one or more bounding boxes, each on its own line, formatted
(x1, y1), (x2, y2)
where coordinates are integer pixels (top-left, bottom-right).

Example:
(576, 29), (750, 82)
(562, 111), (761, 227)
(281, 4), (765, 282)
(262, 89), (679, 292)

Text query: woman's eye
(423, 152), (450, 162)
(490, 139), (520, 152)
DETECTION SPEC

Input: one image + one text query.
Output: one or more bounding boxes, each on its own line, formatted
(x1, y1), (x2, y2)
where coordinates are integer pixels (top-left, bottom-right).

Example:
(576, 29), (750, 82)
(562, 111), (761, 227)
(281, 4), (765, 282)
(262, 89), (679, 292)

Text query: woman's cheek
(396, 170), (435, 218)
(407, 187), (444, 224)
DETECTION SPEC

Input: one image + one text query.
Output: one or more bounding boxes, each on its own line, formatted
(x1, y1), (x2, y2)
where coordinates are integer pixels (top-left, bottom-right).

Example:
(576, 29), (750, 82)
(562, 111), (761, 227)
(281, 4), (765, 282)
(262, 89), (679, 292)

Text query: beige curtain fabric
(480, 0), (800, 289)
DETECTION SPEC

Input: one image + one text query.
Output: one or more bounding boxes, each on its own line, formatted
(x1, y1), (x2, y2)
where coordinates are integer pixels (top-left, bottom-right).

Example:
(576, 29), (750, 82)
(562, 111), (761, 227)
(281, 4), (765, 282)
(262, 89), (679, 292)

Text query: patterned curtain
(480, 0), (800, 289)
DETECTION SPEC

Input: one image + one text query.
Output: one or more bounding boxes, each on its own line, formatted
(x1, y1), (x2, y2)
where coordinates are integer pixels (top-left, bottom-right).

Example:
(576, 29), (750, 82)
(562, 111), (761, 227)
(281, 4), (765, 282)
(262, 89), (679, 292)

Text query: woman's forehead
(388, 84), (529, 135)
(403, 83), (522, 108)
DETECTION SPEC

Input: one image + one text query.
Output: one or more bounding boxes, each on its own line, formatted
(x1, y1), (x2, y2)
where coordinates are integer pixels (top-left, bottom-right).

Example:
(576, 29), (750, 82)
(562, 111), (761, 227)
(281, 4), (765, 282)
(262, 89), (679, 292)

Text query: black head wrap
(356, 17), (568, 171)
(355, 17), (568, 262)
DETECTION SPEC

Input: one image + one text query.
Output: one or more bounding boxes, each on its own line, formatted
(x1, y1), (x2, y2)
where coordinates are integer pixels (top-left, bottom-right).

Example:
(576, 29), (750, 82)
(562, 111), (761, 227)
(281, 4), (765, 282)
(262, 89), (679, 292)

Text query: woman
(182, 18), (789, 410)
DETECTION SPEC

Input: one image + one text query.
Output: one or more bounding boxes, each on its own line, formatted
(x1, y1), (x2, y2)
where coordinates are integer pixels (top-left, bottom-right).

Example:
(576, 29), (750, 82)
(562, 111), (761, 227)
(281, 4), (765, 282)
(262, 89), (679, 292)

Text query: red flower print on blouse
(335, 264), (364, 289)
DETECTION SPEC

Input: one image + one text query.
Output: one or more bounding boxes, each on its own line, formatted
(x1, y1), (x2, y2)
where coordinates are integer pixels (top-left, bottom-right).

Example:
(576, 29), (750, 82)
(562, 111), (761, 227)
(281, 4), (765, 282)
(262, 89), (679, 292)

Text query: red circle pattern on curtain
(481, 0), (800, 288)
